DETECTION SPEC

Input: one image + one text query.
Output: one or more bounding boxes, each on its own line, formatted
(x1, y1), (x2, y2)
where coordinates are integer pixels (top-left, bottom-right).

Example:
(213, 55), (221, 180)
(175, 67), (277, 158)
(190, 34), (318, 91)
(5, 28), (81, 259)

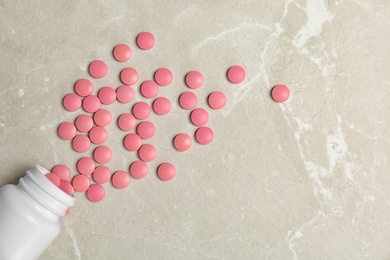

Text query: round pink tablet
(132, 102), (151, 120)
(137, 121), (155, 139)
(45, 173), (61, 187)
(89, 60), (107, 79)
(140, 80), (159, 98)
(185, 71), (204, 89)
(138, 144), (157, 162)
(129, 161), (148, 179)
(72, 174), (90, 192)
(82, 95), (101, 113)
(72, 135), (91, 153)
(190, 108), (209, 126)
(124, 133), (142, 151)
(173, 133), (192, 151)
(195, 127), (214, 145)
(52, 164), (70, 180)
(93, 146), (112, 164)
(75, 114), (93, 132)
(89, 126), (108, 144)
(92, 166), (111, 184)
(153, 97), (171, 115)
(179, 92), (197, 110)
(77, 157), (95, 175)
(58, 122), (76, 140)
(63, 93), (81, 112)
(116, 85), (134, 103)
(157, 163), (176, 181)
(118, 113), (136, 131)
(208, 91), (226, 110)
(98, 86), (116, 105)
(93, 109), (112, 127)
(74, 79), (93, 97)
(136, 32), (155, 50)
(227, 66), (246, 84)
(113, 44), (132, 62)
(271, 84), (290, 103)
(120, 67), (138, 85)
(154, 68), (172, 86)
(111, 171), (130, 189)
(87, 184), (105, 202)
(59, 180), (74, 195)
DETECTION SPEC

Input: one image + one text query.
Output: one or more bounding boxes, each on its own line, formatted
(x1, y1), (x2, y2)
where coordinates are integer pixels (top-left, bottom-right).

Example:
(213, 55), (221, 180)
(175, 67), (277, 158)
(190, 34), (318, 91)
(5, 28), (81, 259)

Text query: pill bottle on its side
(0, 165), (75, 260)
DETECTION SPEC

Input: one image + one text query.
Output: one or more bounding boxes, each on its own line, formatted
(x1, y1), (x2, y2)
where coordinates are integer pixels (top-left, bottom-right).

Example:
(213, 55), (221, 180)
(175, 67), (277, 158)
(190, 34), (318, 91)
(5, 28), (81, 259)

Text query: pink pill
(271, 84), (290, 103)
(92, 166), (111, 184)
(227, 65), (246, 84)
(111, 171), (130, 189)
(116, 85), (134, 103)
(89, 60), (107, 79)
(98, 86), (116, 105)
(195, 127), (214, 145)
(136, 32), (155, 50)
(153, 97), (171, 115)
(58, 122), (76, 140)
(138, 144), (157, 162)
(173, 133), (192, 151)
(190, 108), (209, 126)
(75, 114), (93, 132)
(120, 67), (138, 85)
(93, 146), (112, 164)
(154, 68), (172, 86)
(137, 121), (155, 139)
(89, 126), (108, 144)
(59, 180), (74, 195)
(72, 174), (90, 192)
(129, 161), (148, 179)
(52, 164), (71, 180)
(208, 91), (226, 110)
(82, 95), (101, 113)
(157, 163), (176, 181)
(113, 44), (132, 62)
(140, 80), (159, 98)
(87, 184), (105, 202)
(77, 157), (95, 175)
(118, 113), (136, 131)
(74, 79), (93, 97)
(93, 109), (112, 127)
(45, 172), (61, 187)
(72, 135), (91, 153)
(63, 93), (81, 112)
(185, 71), (204, 89)
(132, 102), (151, 120)
(179, 92), (197, 110)
(124, 133), (142, 151)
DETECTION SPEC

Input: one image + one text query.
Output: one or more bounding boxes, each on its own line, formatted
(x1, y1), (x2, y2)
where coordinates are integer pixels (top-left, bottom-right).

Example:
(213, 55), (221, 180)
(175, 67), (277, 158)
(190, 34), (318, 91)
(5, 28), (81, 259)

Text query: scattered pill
(136, 32), (155, 50)
(179, 92), (197, 110)
(153, 97), (171, 115)
(59, 180), (74, 195)
(92, 166), (111, 184)
(74, 79), (93, 97)
(63, 93), (81, 112)
(129, 161), (148, 179)
(75, 114), (94, 132)
(82, 95), (101, 113)
(208, 91), (226, 110)
(111, 171), (130, 189)
(116, 85), (134, 103)
(58, 122), (76, 140)
(113, 44), (132, 62)
(185, 71), (204, 89)
(137, 121), (155, 139)
(190, 108), (209, 126)
(72, 174), (91, 192)
(72, 134), (91, 153)
(227, 65), (246, 84)
(93, 109), (112, 127)
(118, 113), (136, 131)
(124, 133), (142, 151)
(271, 84), (290, 103)
(132, 102), (151, 120)
(140, 80), (159, 98)
(154, 68), (172, 86)
(89, 126), (108, 144)
(98, 86), (116, 105)
(52, 164), (71, 180)
(93, 146), (112, 164)
(195, 127), (214, 145)
(89, 60), (107, 78)
(173, 133), (192, 151)
(157, 163), (175, 181)
(120, 67), (138, 85)
(45, 172), (61, 187)
(87, 184), (105, 202)
(138, 144), (157, 162)
(77, 157), (96, 175)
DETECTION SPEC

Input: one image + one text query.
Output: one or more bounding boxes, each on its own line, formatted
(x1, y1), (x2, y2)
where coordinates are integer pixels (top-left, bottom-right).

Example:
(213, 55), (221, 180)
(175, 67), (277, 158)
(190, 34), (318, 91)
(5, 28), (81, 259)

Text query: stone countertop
(0, 0), (389, 259)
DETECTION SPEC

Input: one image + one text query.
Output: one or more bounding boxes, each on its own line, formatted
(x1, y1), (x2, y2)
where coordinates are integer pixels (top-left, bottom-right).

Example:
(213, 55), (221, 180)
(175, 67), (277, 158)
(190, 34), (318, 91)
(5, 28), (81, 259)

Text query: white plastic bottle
(0, 165), (75, 260)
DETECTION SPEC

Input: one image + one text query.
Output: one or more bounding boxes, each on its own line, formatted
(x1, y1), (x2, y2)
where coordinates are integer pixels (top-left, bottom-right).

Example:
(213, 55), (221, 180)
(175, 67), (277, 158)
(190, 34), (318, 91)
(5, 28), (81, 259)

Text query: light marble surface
(0, 0), (389, 259)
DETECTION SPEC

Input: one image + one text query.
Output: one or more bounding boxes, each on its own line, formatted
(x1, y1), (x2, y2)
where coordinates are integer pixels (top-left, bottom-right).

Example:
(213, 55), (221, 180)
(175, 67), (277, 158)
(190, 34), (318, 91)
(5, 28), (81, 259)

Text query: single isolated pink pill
(82, 95), (101, 113)
(157, 163), (176, 181)
(271, 84), (290, 103)
(74, 79), (93, 97)
(227, 65), (246, 84)
(116, 85), (134, 103)
(140, 80), (159, 98)
(89, 60), (108, 79)
(87, 184), (105, 202)
(92, 166), (111, 184)
(93, 146), (112, 164)
(75, 114), (94, 132)
(63, 93), (81, 112)
(111, 171), (130, 189)
(124, 133), (142, 151)
(89, 126), (108, 144)
(179, 92), (198, 110)
(185, 71), (204, 89)
(208, 91), (226, 110)
(190, 108), (209, 126)
(93, 109), (112, 127)
(195, 127), (214, 145)
(154, 68), (172, 86)
(77, 157), (96, 175)
(59, 180), (74, 195)
(120, 67), (138, 85)
(72, 174), (91, 192)
(98, 86), (116, 105)
(58, 122), (76, 140)
(113, 44), (132, 62)
(72, 135), (91, 153)
(117, 113), (136, 131)
(129, 161), (148, 179)
(45, 173), (61, 187)
(52, 164), (70, 180)
(153, 97), (171, 115)
(173, 133), (192, 151)
(138, 144), (157, 162)
(136, 32), (155, 50)
(137, 121), (155, 139)
(132, 102), (151, 120)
